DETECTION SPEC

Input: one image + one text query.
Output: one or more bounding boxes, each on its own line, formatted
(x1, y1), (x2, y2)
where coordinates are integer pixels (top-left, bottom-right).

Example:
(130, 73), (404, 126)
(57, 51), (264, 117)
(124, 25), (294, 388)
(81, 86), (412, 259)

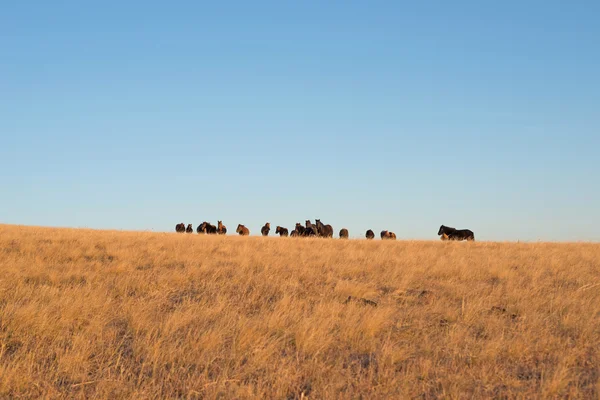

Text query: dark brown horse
(275, 226), (289, 237)
(205, 222), (217, 234)
(295, 223), (306, 236)
(236, 224), (250, 236)
(438, 225), (474, 241)
(261, 222), (271, 236)
(217, 220), (227, 235)
(290, 230), (299, 237)
(315, 219), (333, 238)
(339, 228), (349, 239)
(196, 222), (216, 234)
(185, 224), (193, 233)
(365, 230), (375, 240)
(175, 223), (186, 233)
(304, 220), (317, 237)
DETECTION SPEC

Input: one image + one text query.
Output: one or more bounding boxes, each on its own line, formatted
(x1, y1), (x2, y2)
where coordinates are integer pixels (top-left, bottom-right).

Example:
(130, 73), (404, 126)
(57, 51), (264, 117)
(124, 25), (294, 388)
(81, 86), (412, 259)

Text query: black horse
(365, 230), (375, 240)
(185, 224), (194, 233)
(175, 223), (186, 233)
(205, 222), (217, 234)
(197, 222), (217, 234)
(438, 225), (474, 241)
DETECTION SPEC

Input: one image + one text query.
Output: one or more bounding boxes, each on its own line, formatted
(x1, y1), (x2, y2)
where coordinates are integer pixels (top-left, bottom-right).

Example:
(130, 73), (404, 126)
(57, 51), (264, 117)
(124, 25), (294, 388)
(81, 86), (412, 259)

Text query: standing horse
(275, 226), (289, 237)
(217, 221), (227, 235)
(175, 223), (186, 233)
(261, 222), (271, 236)
(295, 223), (306, 237)
(315, 219), (334, 238)
(365, 230), (375, 240)
(304, 220), (317, 237)
(204, 222), (217, 234)
(339, 228), (349, 239)
(196, 222), (216, 234)
(438, 225), (475, 241)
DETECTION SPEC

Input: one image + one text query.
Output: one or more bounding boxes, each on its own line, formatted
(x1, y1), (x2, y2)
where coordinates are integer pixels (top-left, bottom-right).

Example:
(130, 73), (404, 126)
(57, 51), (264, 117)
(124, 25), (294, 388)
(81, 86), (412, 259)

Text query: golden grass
(0, 224), (599, 399)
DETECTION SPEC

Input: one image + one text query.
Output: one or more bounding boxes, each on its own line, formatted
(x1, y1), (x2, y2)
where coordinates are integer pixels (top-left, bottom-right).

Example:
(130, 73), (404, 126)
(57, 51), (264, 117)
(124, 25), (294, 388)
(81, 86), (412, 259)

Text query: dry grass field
(0, 224), (599, 399)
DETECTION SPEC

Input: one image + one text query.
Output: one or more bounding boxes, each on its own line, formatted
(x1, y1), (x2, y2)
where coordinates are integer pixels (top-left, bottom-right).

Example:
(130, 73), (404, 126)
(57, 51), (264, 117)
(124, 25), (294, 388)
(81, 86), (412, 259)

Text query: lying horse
(175, 223), (186, 233)
(438, 225), (474, 241)
(236, 224), (250, 236)
(381, 230), (396, 240)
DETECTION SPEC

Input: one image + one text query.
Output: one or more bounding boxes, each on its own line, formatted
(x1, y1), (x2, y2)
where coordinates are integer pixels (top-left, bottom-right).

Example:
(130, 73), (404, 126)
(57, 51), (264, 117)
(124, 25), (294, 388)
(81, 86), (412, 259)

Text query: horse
(295, 223), (306, 236)
(365, 229), (375, 240)
(175, 223), (186, 233)
(185, 224), (194, 233)
(217, 221), (227, 235)
(303, 220), (317, 237)
(381, 230), (396, 240)
(339, 228), (349, 239)
(315, 219), (334, 238)
(261, 222), (271, 236)
(275, 226), (289, 237)
(204, 222), (217, 234)
(438, 225), (474, 241)
(236, 224), (250, 236)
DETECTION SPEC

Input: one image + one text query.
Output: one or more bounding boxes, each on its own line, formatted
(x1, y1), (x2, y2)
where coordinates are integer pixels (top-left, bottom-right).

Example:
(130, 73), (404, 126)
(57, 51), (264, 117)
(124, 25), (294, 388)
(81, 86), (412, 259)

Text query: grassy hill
(0, 224), (598, 398)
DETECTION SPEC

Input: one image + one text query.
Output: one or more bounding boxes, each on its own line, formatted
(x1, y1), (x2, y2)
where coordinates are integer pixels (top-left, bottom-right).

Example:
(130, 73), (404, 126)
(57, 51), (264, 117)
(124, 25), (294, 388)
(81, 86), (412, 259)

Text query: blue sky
(1, 1), (598, 241)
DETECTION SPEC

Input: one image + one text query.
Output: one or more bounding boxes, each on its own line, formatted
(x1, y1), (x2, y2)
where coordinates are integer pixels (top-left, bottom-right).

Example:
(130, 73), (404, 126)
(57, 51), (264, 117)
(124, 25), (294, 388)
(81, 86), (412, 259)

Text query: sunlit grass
(0, 224), (598, 398)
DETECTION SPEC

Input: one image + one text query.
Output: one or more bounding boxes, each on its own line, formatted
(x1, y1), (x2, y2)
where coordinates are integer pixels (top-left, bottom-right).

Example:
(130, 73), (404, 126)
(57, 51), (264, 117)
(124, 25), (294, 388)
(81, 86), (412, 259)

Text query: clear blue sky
(1, 1), (598, 241)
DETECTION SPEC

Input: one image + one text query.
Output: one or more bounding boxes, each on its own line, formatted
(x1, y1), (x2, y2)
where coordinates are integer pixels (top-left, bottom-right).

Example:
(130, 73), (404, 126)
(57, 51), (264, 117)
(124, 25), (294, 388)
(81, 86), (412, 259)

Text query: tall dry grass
(0, 224), (598, 399)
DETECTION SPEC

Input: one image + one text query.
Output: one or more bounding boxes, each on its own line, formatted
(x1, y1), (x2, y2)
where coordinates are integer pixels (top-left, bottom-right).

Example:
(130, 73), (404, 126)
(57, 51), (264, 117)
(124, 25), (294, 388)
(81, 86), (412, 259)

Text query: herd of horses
(175, 221), (475, 241)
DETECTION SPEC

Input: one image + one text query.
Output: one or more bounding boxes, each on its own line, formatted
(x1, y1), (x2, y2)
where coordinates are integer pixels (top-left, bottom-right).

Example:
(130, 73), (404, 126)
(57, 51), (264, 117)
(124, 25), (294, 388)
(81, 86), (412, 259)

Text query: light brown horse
(381, 230), (396, 240)
(236, 224), (250, 236)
